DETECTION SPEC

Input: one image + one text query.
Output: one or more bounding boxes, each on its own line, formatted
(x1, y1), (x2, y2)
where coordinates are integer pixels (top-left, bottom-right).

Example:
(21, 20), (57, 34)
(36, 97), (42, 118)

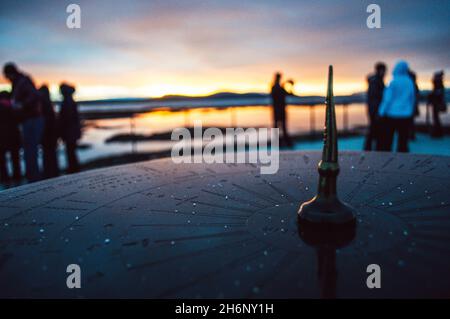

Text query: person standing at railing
(427, 71), (446, 138)
(408, 69), (420, 140)
(364, 62), (386, 151)
(377, 60), (415, 153)
(271, 72), (293, 147)
(2, 62), (44, 182)
(59, 83), (81, 174)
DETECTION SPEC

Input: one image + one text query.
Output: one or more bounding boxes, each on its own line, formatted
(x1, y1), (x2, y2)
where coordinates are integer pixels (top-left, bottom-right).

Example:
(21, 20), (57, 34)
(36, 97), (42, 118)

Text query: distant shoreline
(77, 93), (367, 119)
(72, 90), (450, 119)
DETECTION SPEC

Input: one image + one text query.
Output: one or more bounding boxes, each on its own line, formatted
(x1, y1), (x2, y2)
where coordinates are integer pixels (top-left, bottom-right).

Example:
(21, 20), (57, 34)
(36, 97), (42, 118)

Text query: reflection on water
(78, 103), (448, 165)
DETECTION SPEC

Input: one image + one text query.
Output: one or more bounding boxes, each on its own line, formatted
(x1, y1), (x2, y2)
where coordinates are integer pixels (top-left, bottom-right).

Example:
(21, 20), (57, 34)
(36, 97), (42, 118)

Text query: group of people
(365, 60), (446, 153)
(0, 63), (81, 184)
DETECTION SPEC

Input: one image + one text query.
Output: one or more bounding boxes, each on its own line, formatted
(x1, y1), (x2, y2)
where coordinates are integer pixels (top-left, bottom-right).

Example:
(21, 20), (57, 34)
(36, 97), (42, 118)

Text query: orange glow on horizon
(0, 74), (448, 100)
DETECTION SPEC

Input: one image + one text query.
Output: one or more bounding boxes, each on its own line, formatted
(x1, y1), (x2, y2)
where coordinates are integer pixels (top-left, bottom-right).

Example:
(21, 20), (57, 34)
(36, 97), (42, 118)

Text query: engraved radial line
(344, 172), (374, 202)
(205, 168), (217, 174)
(408, 250), (450, 269)
(245, 251), (299, 298)
(410, 156), (434, 170)
(135, 165), (160, 173)
(410, 231), (450, 242)
(409, 224), (450, 233)
(156, 245), (269, 298)
(383, 250), (446, 288)
(0, 204), (20, 209)
(174, 171), (200, 180)
(262, 179), (293, 203)
(393, 203), (450, 215)
(55, 185), (169, 236)
(231, 183), (279, 204)
(0, 191), (78, 222)
(358, 183), (403, 206)
(374, 190), (440, 209)
(380, 157), (395, 169)
(154, 230), (249, 244)
(131, 222), (247, 227)
(201, 189), (266, 209)
(401, 214), (450, 222)
(174, 196), (199, 206)
(411, 238), (450, 254)
(194, 200), (254, 214)
(358, 155), (366, 165)
(149, 209), (249, 220)
(66, 199), (96, 204)
(128, 237), (255, 271)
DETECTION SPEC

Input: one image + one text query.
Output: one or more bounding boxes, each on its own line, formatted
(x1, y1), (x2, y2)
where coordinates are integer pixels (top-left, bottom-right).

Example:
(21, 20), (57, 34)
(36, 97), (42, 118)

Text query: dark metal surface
(0, 151), (450, 298)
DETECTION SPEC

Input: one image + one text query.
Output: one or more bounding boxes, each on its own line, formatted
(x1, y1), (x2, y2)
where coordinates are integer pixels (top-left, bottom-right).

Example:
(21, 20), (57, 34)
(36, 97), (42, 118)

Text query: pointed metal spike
(297, 65), (356, 228)
(322, 65), (338, 164)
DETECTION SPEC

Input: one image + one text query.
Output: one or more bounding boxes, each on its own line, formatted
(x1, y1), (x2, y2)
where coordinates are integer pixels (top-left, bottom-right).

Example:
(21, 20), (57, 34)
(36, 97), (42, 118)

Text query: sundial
(1, 67), (450, 298)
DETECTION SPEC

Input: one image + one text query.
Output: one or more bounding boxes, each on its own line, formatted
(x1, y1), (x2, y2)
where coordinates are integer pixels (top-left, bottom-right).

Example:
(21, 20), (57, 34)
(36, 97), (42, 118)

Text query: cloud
(0, 0), (449, 97)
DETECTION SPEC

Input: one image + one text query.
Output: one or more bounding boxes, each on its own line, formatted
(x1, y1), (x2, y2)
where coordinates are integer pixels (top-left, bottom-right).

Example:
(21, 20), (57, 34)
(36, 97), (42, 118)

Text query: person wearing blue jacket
(377, 60), (415, 152)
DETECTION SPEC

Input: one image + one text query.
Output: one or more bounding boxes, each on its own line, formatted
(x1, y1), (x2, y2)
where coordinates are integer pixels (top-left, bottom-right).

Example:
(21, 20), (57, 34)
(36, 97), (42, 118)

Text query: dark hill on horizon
(64, 89), (449, 110)
(73, 91), (364, 105)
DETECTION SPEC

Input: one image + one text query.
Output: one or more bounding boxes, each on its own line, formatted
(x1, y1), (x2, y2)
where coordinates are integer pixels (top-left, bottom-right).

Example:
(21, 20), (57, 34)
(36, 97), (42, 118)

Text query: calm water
(77, 102), (449, 164)
(0, 102), (448, 190)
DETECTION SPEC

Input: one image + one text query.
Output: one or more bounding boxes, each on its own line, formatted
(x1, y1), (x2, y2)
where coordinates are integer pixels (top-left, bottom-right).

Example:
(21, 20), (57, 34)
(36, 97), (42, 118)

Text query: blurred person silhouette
(270, 72), (293, 147)
(39, 85), (59, 178)
(59, 83), (81, 174)
(364, 62), (386, 151)
(408, 69), (420, 140)
(0, 91), (22, 183)
(377, 60), (415, 152)
(427, 71), (446, 138)
(3, 63), (43, 182)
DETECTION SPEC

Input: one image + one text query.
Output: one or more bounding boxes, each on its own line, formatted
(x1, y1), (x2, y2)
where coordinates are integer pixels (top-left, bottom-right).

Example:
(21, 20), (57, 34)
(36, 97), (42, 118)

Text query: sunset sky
(1, 0), (449, 100)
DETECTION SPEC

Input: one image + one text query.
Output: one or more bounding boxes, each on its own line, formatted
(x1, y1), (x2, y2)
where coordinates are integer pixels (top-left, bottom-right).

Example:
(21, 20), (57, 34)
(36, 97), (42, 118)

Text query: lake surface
(1, 102), (449, 191)
(77, 103), (449, 165)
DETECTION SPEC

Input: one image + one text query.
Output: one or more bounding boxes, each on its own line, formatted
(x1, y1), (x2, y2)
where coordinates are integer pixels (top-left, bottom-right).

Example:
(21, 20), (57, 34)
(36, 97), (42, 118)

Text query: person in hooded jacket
(377, 60), (415, 153)
(59, 83), (81, 174)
